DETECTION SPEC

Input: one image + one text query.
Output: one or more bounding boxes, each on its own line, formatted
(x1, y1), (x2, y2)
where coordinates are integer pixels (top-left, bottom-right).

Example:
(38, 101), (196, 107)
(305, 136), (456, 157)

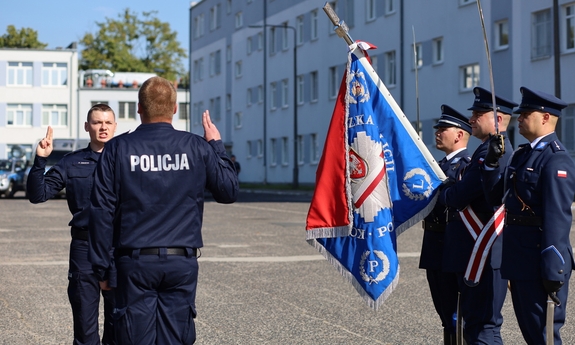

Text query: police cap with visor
(434, 104), (472, 134)
(468, 87), (518, 115)
(513, 86), (568, 117)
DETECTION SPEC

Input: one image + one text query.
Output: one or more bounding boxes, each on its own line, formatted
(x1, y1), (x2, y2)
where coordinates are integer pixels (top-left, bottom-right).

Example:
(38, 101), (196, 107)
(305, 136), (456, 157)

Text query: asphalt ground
(1, 190), (575, 344)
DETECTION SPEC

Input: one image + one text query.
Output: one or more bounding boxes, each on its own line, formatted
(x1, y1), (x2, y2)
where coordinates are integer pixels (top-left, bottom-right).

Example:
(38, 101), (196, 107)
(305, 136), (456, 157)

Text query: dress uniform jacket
(483, 132), (575, 281)
(419, 149), (471, 270)
(440, 134), (513, 272)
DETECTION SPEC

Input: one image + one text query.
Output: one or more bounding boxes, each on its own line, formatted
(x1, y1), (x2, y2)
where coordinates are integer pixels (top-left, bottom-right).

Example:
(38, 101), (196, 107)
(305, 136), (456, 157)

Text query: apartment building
(190, 0), (575, 184)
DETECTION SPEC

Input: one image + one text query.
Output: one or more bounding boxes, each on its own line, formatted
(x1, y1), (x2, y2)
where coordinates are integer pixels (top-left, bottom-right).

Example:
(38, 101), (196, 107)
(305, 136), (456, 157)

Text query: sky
(1, 0), (192, 53)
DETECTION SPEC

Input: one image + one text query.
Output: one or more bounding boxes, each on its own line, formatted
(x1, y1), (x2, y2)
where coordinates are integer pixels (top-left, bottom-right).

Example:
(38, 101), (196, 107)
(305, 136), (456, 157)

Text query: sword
(475, 0), (499, 135)
(456, 292), (464, 345)
(323, 2), (354, 45)
(546, 292), (560, 345)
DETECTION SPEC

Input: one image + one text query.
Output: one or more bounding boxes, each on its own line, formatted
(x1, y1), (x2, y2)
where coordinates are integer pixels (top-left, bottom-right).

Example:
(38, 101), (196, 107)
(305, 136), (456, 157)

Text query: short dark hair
(87, 103), (115, 122)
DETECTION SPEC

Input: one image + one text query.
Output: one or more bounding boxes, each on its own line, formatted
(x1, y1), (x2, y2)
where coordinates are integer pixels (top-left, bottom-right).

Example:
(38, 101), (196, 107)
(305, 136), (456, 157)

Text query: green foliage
(79, 9), (187, 81)
(0, 25), (47, 49)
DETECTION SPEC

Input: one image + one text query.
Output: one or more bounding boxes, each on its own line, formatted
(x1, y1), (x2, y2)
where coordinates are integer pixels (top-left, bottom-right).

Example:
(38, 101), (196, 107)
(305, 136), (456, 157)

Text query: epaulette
(550, 140), (565, 153)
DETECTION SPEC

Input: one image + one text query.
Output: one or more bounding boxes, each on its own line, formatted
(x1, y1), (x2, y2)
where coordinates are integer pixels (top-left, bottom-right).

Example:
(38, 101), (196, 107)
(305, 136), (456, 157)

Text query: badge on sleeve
(557, 170), (567, 178)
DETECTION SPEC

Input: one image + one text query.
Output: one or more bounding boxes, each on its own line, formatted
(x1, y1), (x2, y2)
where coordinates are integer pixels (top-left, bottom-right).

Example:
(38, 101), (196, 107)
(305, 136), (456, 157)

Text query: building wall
(190, 0), (575, 184)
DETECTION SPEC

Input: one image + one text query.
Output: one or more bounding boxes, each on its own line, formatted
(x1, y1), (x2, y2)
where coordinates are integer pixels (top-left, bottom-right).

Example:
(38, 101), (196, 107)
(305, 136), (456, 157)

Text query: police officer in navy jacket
(28, 104), (117, 345)
(440, 87), (517, 345)
(89, 76), (239, 344)
(420, 105), (471, 345)
(482, 87), (575, 345)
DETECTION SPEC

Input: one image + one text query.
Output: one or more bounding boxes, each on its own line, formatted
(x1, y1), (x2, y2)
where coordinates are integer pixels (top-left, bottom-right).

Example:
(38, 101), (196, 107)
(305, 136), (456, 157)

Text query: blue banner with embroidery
(307, 44), (445, 309)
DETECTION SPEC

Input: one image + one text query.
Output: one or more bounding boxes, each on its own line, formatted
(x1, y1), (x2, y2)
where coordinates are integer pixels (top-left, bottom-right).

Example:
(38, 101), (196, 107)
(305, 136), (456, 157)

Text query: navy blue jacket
(27, 146), (100, 230)
(440, 134), (513, 272)
(419, 149), (471, 270)
(482, 132), (575, 281)
(89, 123), (239, 279)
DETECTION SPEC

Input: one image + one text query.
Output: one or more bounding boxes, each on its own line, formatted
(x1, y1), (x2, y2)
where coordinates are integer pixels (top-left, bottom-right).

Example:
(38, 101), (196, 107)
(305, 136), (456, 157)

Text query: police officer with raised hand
(89, 76), (239, 345)
(440, 87), (517, 345)
(27, 104), (118, 345)
(420, 105), (472, 345)
(482, 87), (575, 345)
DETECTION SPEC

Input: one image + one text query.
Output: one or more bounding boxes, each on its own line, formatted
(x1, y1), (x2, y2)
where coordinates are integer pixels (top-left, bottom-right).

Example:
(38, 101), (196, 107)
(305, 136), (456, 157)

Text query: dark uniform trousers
(113, 249), (198, 345)
(420, 151), (470, 338)
(441, 136), (513, 345)
(483, 134), (575, 345)
(69, 238), (115, 345)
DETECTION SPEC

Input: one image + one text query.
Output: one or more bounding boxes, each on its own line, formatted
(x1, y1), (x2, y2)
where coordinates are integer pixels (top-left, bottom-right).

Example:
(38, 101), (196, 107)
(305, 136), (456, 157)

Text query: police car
(0, 158), (27, 198)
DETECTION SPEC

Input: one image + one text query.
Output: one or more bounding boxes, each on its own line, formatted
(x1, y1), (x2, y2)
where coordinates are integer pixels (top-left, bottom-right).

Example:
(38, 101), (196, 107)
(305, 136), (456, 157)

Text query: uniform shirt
(89, 123), (239, 279)
(419, 148), (470, 270)
(27, 146), (100, 230)
(482, 132), (575, 281)
(440, 133), (513, 272)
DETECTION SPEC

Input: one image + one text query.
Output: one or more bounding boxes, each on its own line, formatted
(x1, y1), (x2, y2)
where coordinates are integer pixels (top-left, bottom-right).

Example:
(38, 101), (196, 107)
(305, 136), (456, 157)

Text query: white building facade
(190, 0), (575, 185)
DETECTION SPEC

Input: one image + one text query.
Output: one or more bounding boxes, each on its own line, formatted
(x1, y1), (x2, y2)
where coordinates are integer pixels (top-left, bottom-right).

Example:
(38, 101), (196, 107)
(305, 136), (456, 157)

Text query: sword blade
(456, 292), (464, 345)
(546, 298), (555, 345)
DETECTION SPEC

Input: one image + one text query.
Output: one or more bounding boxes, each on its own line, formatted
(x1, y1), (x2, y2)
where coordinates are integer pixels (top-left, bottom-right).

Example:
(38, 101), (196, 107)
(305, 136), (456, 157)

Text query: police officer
(27, 104), (117, 345)
(88, 76), (239, 344)
(420, 105), (472, 345)
(440, 87), (517, 345)
(482, 87), (575, 345)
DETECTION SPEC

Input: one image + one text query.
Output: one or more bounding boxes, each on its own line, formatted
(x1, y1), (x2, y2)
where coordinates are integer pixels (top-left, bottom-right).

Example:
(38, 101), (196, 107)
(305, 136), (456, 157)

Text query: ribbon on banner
(306, 43), (445, 309)
(459, 205), (506, 286)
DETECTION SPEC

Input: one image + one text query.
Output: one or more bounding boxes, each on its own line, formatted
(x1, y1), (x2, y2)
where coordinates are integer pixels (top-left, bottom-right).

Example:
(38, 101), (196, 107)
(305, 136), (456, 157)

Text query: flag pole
(322, 2), (353, 45)
(476, 0), (499, 134)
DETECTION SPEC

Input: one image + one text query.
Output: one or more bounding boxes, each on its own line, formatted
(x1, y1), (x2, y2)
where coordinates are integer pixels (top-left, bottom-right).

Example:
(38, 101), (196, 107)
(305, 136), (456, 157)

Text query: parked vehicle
(23, 138), (90, 198)
(0, 158), (27, 198)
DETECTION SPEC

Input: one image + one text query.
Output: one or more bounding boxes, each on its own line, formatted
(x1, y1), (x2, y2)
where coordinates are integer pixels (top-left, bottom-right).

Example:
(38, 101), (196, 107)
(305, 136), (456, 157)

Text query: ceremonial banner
(306, 44), (446, 309)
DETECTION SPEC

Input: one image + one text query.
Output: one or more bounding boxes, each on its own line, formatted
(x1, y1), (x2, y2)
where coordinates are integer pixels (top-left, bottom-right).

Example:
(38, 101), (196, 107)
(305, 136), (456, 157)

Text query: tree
(80, 9), (187, 81)
(0, 25), (47, 49)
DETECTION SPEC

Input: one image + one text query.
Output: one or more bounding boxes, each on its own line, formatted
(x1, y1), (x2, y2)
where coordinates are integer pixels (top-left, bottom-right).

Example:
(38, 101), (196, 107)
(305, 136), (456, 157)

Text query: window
(118, 102), (136, 120)
(41, 104), (67, 127)
(234, 112), (242, 128)
(7, 62), (33, 86)
(193, 58), (204, 82)
(413, 43), (422, 69)
(227, 45), (232, 62)
(564, 4), (575, 51)
(282, 23), (289, 50)
(432, 37), (444, 64)
(7, 104), (32, 126)
(270, 82), (277, 110)
(226, 0), (232, 14)
(270, 138), (277, 166)
(247, 88), (252, 106)
(310, 133), (319, 163)
(563, 105), (575, 151)
(384, 51), (396, 86)
(460, 0), (473, 5)
(257, 32), (263, 50)
(194, 14), (205, 38)
(310, 71), (318, 102)
(42, 63), (67, 86)
(209, 50), (221, 76)
(213, 97), (221, 121)
(370, 55), (378, 73)
(226, 94), (231, 111)
(192, 101), (203, 125)
(281, 137), (289, 165)
(235, 12), (243, 28)
(247, 37), (253, 55)
(235, 60), (242, 78)
(270, 27), (276, 54)
(311, 10), (319, 40)
(179, 102), (189, 120)
(297, 75), (304, 105)
(297, 135), (304, 164)
(296, 16), (304, 45)
(257, 139), (263, 157)
(385, 0), (395, 14)
(247, 141), (253, 159)
(328, 66), (338, 99)
(281, 79), (289, 107)
(532, 9), (552, 59)
(366, 0), (376, 21)
(461, 64), (480, 91)
(210, 5), (220, 30)
(258, 85), (263, 103)
(494, 20), (509, 50)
